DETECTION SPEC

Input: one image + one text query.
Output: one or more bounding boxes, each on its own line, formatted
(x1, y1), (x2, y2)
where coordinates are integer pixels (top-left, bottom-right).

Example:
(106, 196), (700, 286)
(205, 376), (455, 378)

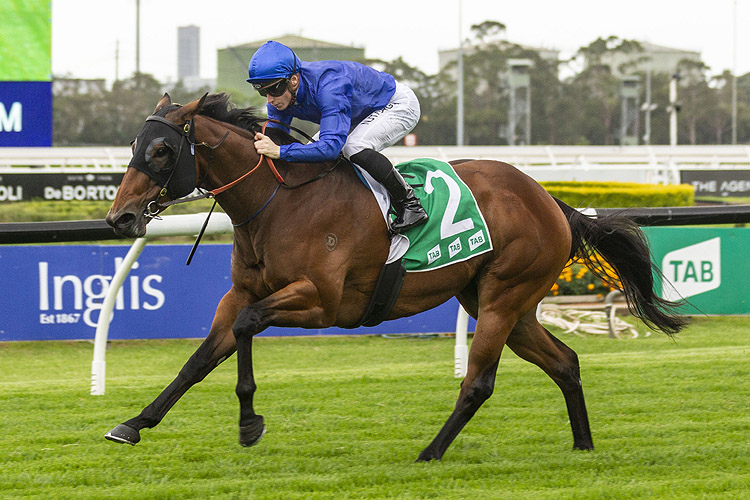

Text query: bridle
(133, 111), (341, 264)
(142, 115), (329, 220)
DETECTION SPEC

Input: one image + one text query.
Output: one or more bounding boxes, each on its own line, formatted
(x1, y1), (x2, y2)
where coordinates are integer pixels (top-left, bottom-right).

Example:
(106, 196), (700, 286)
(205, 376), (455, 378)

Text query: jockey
(247, 40), (428, 234)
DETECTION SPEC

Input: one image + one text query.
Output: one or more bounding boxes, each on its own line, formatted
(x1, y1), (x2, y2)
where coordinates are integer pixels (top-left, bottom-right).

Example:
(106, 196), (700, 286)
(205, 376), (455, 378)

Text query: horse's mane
(197, 93), (299, 145)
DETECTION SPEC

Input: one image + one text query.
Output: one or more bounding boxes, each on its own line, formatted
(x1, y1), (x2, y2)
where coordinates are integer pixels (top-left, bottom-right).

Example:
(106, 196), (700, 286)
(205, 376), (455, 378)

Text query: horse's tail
(554, 197), (687, 336)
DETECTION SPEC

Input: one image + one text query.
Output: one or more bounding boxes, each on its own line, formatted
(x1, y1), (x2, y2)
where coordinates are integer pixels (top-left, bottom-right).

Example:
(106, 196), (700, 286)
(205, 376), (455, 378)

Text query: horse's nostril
(111, 213), (136, 230)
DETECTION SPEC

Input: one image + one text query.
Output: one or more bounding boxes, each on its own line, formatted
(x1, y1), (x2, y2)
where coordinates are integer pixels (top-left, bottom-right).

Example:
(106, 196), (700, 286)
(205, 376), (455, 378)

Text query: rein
(148, 118), (327, 216)
(144, 116), (340, 263)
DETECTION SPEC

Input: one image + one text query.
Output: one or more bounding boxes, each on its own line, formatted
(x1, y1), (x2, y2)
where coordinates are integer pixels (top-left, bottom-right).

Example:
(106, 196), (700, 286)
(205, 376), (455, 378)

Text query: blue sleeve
(279, 71), (352, 163)
(265, 104), (292, 129)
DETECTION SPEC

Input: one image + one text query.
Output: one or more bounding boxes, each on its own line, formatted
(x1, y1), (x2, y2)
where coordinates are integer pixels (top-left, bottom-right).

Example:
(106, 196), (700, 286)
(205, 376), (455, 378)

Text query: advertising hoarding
(0, 243), (474, 341)
(0, 172), (125, 202)
(643, 227), (750, 315)
(0, 0), (52, 147)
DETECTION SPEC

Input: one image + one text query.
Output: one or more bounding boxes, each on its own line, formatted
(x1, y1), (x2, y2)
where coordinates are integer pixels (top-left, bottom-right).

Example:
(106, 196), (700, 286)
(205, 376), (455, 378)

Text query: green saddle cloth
(394, 158), (493, 272)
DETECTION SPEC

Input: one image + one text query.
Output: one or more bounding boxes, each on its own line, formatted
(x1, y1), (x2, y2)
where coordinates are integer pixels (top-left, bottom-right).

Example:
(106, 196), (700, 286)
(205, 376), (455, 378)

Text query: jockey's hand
(254, 133), (281, 159)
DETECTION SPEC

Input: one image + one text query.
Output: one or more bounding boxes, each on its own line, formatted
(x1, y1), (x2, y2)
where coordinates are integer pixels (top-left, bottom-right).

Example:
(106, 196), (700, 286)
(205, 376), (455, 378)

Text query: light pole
(456, 0), (464, 146)
(669, 73), (680, 146)
(135, 0), (140, 76)
(641, 67), (657, 145)
(731, 0), (738, 145)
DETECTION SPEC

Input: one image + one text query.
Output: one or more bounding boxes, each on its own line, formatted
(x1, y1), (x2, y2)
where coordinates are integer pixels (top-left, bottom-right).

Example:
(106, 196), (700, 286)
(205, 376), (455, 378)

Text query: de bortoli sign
(0, 172), (125, 202)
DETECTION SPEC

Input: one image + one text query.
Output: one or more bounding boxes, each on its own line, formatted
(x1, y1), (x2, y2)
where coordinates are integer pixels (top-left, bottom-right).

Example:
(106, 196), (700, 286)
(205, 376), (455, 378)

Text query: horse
(104, 92), (686, 461)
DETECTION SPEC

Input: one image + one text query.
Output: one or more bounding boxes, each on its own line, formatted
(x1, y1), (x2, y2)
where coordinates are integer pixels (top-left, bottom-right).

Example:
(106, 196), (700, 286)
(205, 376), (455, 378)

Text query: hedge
(541, 181), (694, 208)
(0, 181), (693, 223)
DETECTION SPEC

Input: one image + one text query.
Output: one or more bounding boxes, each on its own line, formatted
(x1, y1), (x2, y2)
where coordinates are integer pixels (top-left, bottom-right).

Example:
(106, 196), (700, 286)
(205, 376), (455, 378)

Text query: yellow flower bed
(549, 257), (622, 297)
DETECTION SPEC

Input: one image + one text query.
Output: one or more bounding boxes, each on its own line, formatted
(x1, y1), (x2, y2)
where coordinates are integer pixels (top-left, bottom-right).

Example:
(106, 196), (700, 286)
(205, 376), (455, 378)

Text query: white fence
(3, 145), (750, 183)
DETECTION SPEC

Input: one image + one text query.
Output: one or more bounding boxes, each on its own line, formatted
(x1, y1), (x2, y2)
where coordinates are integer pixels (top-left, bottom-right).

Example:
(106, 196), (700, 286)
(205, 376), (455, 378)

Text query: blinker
(144, 136), (175, 170)
(127, 104), (197, 200)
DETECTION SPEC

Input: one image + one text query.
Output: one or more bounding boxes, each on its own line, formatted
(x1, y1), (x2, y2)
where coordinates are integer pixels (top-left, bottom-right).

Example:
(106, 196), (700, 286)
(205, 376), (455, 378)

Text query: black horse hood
(129, 104), (197, 199)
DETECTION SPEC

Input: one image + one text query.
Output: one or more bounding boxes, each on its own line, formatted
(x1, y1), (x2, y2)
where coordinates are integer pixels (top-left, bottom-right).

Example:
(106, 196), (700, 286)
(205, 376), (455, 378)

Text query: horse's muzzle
(106, 209), (147, 238)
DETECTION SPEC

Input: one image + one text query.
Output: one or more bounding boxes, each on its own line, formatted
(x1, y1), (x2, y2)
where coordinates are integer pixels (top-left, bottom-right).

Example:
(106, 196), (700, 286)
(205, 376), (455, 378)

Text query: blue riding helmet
(246, 41), (299, 83)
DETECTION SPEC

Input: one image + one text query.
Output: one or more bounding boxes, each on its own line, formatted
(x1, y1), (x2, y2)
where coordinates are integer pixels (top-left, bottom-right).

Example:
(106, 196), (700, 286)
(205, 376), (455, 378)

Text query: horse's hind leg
(105, 288), (243, 445)
(506, 310), (593, 450)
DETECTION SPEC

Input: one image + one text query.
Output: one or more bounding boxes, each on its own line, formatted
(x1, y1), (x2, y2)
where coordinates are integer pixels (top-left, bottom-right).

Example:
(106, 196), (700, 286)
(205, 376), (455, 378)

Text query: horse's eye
(145, 136), (168, 164)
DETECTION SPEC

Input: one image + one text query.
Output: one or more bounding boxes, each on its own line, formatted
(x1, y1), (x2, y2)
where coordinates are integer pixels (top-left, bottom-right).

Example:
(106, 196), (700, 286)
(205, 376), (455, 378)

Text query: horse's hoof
(105, 424), (141, 445)
(416, 448), (442, 462)
(239, 415), (266, 447)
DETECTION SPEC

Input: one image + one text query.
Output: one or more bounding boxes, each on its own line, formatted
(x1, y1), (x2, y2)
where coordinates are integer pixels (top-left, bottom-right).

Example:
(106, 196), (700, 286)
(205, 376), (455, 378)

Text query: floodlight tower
(668, 73), (681, 146)
(620, 75), (641, 145)
(507, 59), (532, 145)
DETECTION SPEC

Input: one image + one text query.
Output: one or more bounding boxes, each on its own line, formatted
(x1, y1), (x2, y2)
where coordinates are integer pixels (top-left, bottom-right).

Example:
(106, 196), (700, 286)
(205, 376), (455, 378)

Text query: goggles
(253, 78), (289, 97)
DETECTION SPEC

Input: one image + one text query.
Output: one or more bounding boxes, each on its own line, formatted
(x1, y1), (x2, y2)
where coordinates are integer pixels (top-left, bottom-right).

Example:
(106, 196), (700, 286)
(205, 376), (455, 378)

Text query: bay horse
(104, 93), (685, 461)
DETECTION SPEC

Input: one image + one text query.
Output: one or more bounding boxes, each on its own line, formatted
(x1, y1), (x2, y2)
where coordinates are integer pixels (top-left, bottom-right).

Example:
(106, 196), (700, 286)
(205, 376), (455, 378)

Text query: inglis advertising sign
(0, 244), (473, 341)
(0, 244), (233, 341)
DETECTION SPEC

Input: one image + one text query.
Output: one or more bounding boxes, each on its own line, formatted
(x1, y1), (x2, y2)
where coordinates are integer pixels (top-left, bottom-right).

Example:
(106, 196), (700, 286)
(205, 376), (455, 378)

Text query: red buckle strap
(210, 120), (284, 196)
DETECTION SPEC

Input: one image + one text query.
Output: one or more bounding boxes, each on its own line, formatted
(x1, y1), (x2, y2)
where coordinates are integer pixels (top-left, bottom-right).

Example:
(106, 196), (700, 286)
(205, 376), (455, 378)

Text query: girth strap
(352, 258), (406, 328)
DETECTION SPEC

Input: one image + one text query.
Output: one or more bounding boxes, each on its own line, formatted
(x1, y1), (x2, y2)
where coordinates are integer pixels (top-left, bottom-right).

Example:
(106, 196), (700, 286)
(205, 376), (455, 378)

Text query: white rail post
(454, 304), (469, 378)
(88, 212), (234, 395)
(90, 237), (147, 395)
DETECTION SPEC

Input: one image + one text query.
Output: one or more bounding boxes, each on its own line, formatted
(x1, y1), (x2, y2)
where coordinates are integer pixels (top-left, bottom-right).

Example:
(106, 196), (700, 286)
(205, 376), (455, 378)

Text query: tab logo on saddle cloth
(395, 158), (493, 272)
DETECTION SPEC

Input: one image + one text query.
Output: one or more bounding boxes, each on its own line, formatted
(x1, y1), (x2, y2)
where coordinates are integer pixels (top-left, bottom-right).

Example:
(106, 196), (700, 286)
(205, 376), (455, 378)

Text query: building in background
(593, 41), (701, 76)
(177, 25), (214, 91)
(217, 34), (365, 103)
(438, 41), (560, 77)
(178, 25), (200, 80)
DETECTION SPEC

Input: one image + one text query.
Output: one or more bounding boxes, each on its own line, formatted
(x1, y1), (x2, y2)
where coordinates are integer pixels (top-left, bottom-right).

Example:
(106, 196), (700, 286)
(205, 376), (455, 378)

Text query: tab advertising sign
(0, 244), (473, 341)
(0, 1), (52, 147)
(643, 227), (750, 314)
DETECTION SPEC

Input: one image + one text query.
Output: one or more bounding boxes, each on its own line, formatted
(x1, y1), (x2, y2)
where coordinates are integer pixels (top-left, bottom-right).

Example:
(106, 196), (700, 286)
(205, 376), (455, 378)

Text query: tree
(567, 37), (644, 145)
(53, 73), (211, 146)
(470, 21), (506, 43)
(52, 26), (748, 147)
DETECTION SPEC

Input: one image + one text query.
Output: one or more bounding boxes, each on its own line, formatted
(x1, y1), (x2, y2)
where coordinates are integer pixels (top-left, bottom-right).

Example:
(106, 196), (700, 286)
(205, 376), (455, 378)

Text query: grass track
(1, 317), (748, 499)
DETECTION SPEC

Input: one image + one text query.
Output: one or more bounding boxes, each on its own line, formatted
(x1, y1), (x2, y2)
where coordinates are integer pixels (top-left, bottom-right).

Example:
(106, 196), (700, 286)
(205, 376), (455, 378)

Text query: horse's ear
(174, 93), (209, 121)
(196, 92), (208, 112)
(154, 93), (172, 114)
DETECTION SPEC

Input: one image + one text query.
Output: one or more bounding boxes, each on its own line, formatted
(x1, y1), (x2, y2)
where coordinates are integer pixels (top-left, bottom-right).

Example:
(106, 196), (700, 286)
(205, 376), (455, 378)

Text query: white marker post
(454, 304), (469, 378)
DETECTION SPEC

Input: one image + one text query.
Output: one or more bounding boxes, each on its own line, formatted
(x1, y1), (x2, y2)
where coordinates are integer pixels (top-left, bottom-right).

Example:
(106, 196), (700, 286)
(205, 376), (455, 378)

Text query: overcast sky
(51, 0), (749, 83)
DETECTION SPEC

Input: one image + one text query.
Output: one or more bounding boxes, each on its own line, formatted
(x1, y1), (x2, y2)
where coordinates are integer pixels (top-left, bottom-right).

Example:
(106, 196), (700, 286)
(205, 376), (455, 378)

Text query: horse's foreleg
(417, 308), (512, 462)
(506, 311), (593, 450)
(105, 289), (243, 445)
(232, 279), (331, 447)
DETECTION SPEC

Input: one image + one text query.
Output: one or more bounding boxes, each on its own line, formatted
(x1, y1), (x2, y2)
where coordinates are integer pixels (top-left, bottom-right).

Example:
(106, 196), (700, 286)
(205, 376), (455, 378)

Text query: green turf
(1, 317), (748, 499)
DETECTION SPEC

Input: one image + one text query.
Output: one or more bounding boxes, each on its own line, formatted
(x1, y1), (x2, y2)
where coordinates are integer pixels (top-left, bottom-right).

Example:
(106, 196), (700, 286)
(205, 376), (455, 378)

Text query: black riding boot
(350, 149), (428, 234)
(381, 169), (429, 234)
